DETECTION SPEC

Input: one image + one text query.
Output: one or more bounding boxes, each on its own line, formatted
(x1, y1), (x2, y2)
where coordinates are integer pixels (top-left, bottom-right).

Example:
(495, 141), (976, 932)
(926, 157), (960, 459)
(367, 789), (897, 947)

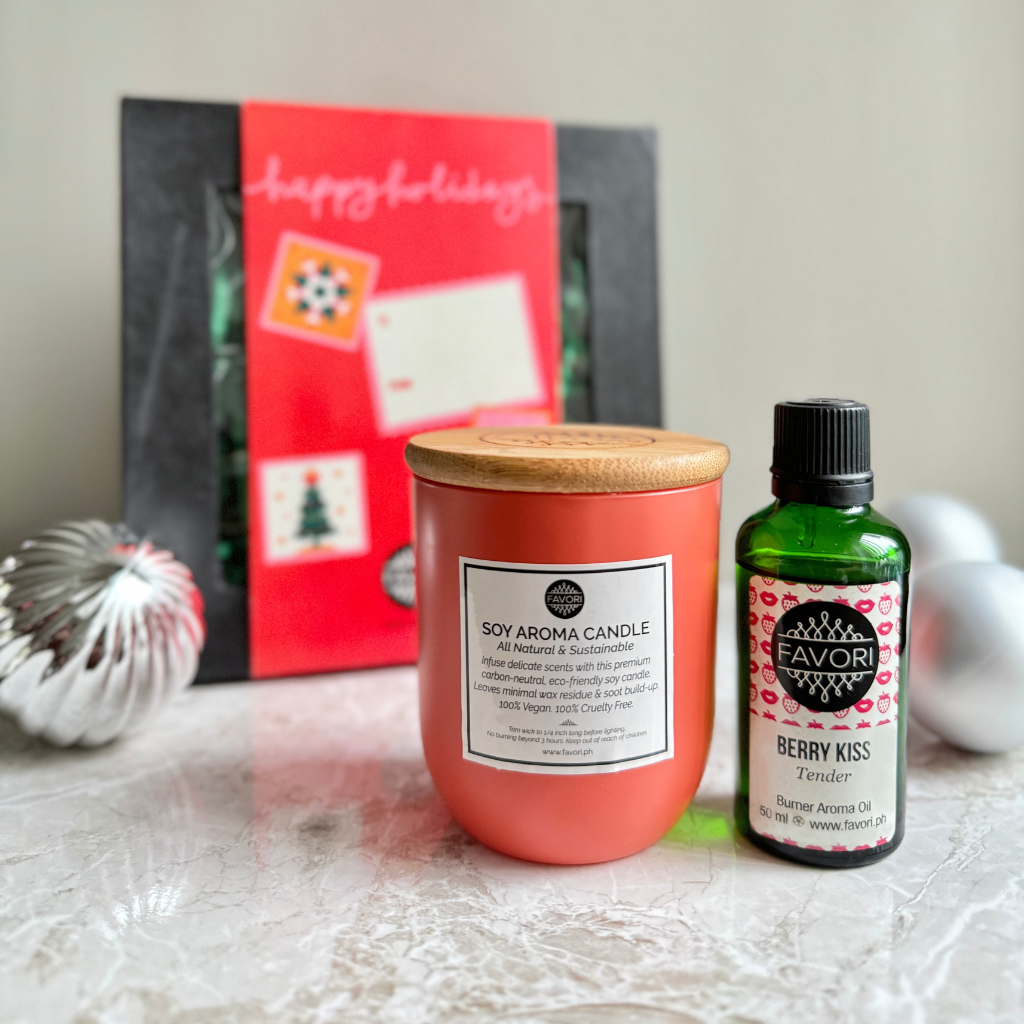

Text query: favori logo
(545, 579), (585, 619)
(771, 602), (879, 713)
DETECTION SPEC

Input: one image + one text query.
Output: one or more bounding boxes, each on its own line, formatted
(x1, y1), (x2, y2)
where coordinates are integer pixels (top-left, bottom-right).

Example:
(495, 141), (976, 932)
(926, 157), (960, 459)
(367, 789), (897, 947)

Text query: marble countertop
(3, 591), (1022, 1024)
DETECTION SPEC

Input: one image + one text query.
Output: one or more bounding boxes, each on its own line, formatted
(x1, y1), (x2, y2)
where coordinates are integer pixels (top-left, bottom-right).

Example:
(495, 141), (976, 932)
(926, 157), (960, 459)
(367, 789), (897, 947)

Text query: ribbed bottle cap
(771, 399), (873, 506)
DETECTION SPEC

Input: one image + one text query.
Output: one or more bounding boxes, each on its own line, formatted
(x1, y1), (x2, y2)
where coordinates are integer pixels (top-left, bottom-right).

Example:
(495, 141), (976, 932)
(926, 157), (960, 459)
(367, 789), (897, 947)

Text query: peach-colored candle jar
(405, 425), (729, 865)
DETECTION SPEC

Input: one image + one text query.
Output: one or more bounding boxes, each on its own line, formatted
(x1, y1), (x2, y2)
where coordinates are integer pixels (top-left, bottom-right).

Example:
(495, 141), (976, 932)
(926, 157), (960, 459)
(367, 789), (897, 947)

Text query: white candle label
(747, 577), (902, 851)
(460, 555), (674, 774)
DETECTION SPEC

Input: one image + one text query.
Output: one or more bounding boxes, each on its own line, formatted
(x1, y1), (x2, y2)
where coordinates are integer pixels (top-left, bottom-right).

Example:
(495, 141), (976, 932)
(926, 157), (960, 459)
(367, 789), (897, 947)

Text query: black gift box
(121, 98), (661, 682)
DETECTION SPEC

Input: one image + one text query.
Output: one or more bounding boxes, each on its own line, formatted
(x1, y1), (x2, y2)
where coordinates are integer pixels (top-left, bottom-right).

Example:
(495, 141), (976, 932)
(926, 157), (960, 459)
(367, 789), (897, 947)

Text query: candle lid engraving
(481, 429), (656, 449)
(405, 424), (729, 494)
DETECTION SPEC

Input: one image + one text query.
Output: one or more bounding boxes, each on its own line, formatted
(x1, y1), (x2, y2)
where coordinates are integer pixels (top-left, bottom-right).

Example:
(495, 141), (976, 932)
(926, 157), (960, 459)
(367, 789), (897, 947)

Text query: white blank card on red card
(364, 273), (546, 436)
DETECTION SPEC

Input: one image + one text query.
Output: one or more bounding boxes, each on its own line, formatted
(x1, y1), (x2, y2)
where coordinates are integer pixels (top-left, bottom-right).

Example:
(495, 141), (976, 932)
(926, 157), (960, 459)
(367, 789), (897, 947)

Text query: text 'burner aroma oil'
(736, 400), (910, 867)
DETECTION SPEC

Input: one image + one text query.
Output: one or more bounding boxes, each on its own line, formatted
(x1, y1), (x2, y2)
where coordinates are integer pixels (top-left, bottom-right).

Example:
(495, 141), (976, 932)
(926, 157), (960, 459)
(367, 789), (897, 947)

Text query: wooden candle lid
(405, 425), (729, 494)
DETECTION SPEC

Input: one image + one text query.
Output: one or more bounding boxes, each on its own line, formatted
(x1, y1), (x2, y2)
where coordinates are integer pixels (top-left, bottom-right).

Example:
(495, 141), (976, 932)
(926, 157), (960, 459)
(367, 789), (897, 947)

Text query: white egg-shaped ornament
(0, 521), (205, 746)
(886, 494), (1001, 578)
(909, 561), (1024, 752)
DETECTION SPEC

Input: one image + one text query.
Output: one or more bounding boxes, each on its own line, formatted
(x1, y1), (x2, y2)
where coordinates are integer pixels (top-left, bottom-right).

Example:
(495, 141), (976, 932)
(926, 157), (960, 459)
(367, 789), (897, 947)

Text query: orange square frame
(259, 230), (380, 350)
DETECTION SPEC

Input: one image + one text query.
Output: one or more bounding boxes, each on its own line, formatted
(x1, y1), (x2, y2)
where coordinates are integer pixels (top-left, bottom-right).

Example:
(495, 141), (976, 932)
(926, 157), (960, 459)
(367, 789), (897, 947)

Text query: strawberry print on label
(746, 577), (901, 851)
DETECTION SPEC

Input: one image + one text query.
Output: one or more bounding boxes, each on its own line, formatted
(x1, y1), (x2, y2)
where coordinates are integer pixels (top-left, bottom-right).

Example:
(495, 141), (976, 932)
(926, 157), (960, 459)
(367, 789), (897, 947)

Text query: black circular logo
(545, 579), (584, 619)
(771, 601), (879, 712)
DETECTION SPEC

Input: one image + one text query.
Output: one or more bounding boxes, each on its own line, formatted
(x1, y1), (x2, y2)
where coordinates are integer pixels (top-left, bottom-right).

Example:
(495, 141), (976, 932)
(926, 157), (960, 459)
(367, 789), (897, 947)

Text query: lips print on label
(878, 595), (892, 615)
(877, 621), (893, 636)
(748, 575), (904, 859)
(760, 640), (772, 656)
(749, 611), (758, 626)
(750, 659), (759, 676)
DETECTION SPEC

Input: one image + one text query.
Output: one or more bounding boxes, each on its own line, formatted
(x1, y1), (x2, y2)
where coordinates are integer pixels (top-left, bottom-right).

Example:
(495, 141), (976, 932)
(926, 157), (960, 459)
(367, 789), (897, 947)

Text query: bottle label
(746, 577), (901, 850)
(460, 555), (673, 774)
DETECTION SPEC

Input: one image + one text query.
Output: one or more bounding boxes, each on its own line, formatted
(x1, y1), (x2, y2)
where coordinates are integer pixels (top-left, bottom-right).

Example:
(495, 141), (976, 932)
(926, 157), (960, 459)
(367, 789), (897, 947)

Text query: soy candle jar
(406, 425), (729, 864)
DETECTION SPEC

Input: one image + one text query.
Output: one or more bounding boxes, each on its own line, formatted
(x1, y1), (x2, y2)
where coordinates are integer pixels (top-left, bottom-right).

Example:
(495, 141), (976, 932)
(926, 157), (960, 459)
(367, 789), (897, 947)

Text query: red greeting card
(242, 102), (560, 678)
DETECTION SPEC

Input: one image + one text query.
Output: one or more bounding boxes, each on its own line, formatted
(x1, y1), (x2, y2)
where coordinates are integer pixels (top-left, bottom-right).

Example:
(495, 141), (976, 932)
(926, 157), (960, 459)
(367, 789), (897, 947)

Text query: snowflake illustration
(285, 259), (352, 327)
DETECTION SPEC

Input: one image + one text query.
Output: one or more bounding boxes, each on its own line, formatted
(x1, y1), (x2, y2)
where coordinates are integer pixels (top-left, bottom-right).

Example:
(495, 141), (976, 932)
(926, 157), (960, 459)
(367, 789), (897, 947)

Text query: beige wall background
(1, 0), (1022, 566)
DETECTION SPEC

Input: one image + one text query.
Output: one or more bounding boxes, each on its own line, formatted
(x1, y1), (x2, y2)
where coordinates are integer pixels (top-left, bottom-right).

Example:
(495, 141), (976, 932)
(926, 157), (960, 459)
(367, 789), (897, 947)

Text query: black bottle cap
(771, 399), (874, 506)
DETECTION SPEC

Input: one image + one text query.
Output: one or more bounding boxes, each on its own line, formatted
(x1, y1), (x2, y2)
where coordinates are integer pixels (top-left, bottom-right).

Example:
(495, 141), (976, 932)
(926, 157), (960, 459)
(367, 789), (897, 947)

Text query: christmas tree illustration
(296, 470), (335, 548)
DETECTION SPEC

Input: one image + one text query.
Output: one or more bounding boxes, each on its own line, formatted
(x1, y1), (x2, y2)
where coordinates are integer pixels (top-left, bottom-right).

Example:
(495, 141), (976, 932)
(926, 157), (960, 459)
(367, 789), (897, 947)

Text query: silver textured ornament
(886, 493), (1001, 578)
(909, 561), (1024, 752)
(0, 521), (205, 746)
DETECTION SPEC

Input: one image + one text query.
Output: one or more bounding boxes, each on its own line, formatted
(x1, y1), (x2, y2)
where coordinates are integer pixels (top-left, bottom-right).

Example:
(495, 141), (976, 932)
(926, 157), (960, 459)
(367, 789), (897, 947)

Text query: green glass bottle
(736, 400), (910, 867)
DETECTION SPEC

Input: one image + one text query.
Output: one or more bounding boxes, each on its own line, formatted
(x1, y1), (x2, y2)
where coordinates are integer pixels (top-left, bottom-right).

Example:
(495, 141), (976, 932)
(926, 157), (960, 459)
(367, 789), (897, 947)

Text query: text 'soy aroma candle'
(405, 425), (729, 864)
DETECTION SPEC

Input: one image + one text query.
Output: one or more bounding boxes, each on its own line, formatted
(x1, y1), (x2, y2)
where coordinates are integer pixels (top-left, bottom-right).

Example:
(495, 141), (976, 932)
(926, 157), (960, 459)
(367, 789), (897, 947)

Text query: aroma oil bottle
(736, 400), (910, 867)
